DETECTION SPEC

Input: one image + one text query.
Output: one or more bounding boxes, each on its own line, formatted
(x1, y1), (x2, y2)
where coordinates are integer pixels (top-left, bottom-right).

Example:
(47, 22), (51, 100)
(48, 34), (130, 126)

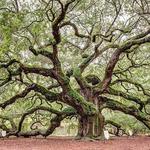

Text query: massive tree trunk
(76, 112), (104, 139)
(75, 87), (105, 139)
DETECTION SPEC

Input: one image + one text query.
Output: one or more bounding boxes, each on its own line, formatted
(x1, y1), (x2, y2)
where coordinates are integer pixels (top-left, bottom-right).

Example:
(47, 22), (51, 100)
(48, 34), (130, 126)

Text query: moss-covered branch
(0, 83), (62, 109)
(20, 65), (55, 79)
(108, 88), (144, 110)
(111, 79), (150, 97)
(101, 34), (150, 92)
(6, 106), (76, 137)
(105, 120), (125, 136)
(0, 85), (34, 109)
(102, 97), (150, 129)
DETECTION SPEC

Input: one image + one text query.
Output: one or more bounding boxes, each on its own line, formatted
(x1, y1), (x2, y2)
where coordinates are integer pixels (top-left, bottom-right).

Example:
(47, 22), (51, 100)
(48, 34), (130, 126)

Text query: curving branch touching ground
(102, 97), (150, 130)
(105, 120), (127, 136)
(6, 106), (76, 137)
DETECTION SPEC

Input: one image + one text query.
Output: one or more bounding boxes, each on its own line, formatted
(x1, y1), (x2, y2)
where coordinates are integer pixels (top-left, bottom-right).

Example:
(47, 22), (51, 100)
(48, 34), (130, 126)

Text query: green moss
(61, 75), (70, 84)
(57, 70), (70, 85)
(73, 68), (81, 78)
(62, 107), (76, 114)
(82, 53), (89, 58)
(68, 89), (96, 115)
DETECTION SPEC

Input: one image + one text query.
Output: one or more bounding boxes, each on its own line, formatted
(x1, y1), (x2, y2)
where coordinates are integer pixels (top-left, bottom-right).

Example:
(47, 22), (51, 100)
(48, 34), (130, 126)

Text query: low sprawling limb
(102, 97), (150, 129)
(108, 88), (145, 110)
(0, 83), (62, 109)
(111, 79), (150, 97)
(0, 84), (34, 109)
(6, 106), (76, 137)
(105, 120), (126, 136)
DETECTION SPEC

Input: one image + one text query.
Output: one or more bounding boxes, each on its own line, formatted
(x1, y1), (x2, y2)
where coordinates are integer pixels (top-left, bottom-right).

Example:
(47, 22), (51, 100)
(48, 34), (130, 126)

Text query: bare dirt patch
(0, 136), (150, 150)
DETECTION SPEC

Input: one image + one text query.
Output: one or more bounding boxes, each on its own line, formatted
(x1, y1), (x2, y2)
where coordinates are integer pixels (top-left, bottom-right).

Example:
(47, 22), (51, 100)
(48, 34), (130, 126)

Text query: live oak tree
(0, 0), (150, 139)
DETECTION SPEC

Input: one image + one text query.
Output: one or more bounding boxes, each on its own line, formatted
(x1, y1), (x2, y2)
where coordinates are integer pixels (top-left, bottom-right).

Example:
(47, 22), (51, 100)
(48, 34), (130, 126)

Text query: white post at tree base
(104, 130), (110, 140)
(128, 130), (133, 136)
(1, 130), (7, 137)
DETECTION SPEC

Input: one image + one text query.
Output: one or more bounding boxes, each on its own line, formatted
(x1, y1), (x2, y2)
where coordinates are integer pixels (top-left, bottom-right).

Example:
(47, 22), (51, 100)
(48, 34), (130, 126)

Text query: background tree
(0, 0), (150, 139)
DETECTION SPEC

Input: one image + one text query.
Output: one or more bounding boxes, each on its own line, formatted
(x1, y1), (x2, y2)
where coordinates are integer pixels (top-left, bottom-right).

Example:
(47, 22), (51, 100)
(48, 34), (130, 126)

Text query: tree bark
(76, 112), (104, 139)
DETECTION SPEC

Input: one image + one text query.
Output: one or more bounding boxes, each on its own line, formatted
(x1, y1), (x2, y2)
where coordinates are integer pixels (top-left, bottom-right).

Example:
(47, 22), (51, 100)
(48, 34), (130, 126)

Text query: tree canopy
(0, 0), (150, 139)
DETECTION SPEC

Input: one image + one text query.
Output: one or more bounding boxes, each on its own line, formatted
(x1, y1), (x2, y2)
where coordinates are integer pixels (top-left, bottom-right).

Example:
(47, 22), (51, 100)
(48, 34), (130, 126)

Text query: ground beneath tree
(0, 136), (150, 150)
